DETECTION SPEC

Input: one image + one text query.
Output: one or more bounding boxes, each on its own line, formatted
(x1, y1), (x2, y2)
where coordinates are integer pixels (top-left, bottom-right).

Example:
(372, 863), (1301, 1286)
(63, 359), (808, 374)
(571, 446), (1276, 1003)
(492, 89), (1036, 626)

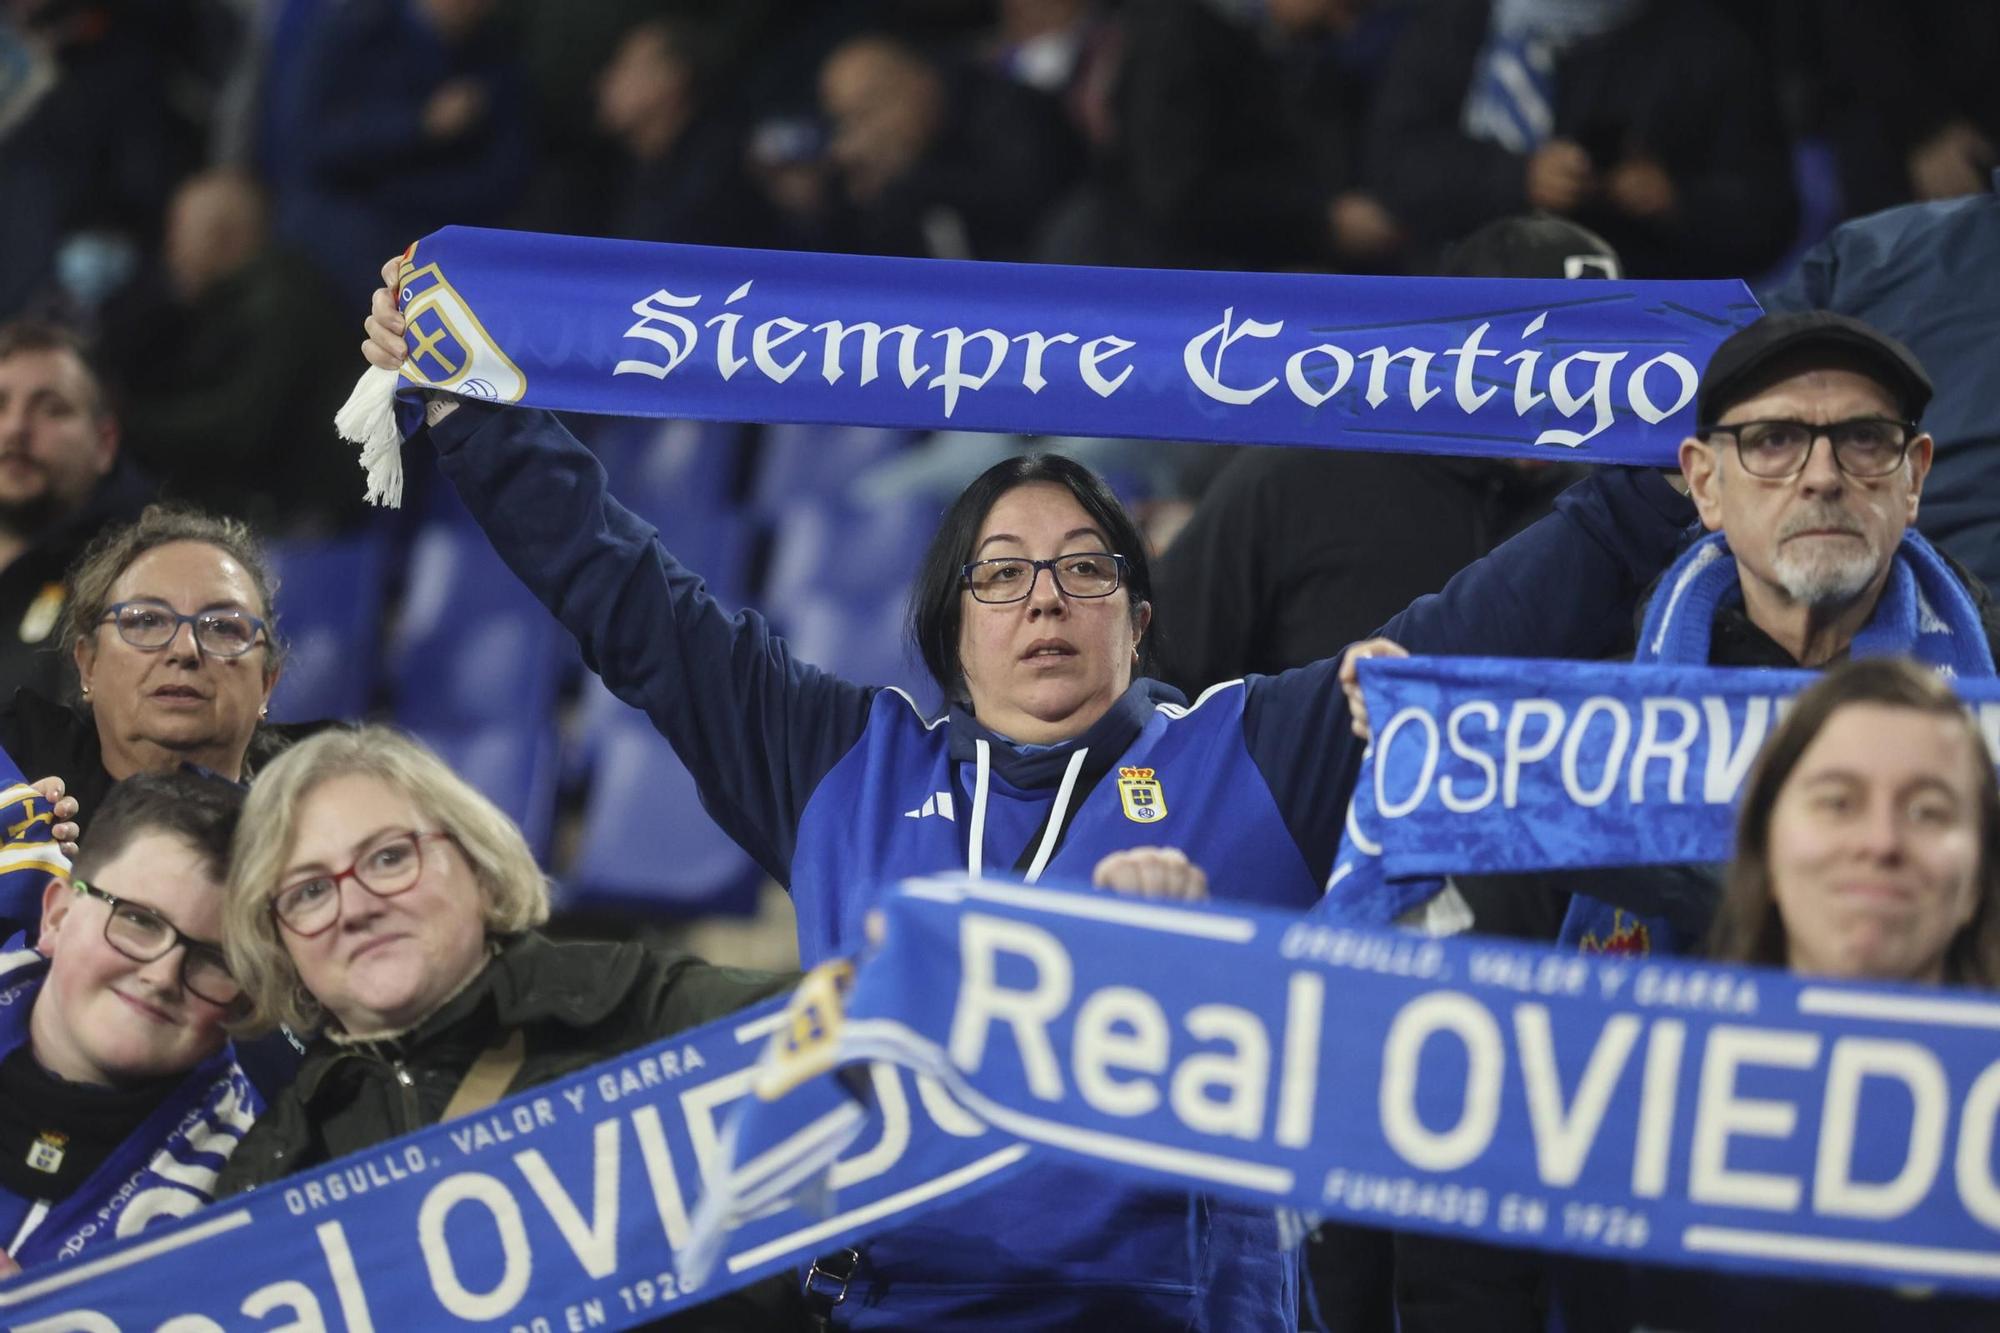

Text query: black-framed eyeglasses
(99, 600), (268, 658)
(961, 552), (1127, 604)
(270, 830), (453, 938)
(1695, 417), (1918, 480)
(70, 879), (243, 1008)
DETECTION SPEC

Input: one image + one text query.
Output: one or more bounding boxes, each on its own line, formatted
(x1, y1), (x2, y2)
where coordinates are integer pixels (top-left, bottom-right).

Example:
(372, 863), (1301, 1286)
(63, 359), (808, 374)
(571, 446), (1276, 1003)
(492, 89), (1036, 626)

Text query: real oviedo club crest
(1117, 767), (1166, 824)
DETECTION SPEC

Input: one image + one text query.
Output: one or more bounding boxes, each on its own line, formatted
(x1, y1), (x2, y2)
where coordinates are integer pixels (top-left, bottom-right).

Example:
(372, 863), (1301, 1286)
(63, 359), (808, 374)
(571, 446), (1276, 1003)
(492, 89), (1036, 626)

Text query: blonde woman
(212, 725), (800, 1325)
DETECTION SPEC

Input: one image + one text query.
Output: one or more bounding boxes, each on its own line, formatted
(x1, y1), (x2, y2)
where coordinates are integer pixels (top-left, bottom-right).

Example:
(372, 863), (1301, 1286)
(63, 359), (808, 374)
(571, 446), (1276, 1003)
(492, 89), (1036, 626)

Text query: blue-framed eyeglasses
(99, 599), (268, 658)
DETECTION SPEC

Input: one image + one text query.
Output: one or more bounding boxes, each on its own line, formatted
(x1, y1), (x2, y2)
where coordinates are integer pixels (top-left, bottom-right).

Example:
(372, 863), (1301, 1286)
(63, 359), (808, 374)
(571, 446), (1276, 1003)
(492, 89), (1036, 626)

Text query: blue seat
(777, 592), (939, 715)
(419, 722), (560, 860)
(761, 494), (938, 619)
(750, 422), (915, 515)
(264, 527), (391, 723)
(562, 679), (764, 916)
(589, 416), (751, 517)
(387, 521), (566, 855)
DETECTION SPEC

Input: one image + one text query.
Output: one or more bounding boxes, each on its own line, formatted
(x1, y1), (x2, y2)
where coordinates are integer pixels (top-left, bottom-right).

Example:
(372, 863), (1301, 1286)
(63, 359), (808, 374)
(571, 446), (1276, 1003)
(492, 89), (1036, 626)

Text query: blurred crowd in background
(2, 0), (1998, 958)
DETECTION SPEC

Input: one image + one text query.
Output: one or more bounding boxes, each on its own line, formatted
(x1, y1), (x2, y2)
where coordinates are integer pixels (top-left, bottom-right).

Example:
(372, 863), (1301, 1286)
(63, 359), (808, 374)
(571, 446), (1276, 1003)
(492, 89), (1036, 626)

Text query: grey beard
(1772, 543), (1881, 608)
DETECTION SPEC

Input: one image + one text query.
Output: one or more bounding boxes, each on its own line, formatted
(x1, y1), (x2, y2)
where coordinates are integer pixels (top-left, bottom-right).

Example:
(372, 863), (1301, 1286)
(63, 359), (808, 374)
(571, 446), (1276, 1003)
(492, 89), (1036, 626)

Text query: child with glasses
(0, 772), (258, 1278)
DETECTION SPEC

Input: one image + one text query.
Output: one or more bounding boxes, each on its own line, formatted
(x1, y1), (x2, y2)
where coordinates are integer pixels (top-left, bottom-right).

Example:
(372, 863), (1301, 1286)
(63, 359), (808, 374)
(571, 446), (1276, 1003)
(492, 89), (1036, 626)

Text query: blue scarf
(1636, 528), (1995, 678)
(336, 227), (1755, 504)
(1556, 528), (1997, 952)
(12, 880), (2000, 1325)
(692, 877), (2000, 1302)
(0, 939), (260, 1269)
(0, 757), (71, 933)
(0, 989), (1033, 1329)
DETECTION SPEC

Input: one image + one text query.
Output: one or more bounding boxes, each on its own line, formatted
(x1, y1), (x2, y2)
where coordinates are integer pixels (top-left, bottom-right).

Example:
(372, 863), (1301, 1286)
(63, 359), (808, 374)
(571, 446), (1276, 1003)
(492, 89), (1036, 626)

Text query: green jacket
(216, 931), (802, 1329)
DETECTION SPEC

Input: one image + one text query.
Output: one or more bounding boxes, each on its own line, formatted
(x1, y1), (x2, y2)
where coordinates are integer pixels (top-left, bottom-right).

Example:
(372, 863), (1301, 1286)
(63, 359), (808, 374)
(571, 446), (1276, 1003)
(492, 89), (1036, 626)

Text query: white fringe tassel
(334, 364), (407, 509)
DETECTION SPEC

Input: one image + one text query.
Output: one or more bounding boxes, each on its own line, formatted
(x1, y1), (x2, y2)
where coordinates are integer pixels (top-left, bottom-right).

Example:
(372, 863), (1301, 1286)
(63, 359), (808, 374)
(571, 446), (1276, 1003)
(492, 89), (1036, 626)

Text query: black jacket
(1153, 448), (1580, 695)
(0, 460), (152, 704)
(218, 931), (795, 1187)
(217, 931), (802, 1328)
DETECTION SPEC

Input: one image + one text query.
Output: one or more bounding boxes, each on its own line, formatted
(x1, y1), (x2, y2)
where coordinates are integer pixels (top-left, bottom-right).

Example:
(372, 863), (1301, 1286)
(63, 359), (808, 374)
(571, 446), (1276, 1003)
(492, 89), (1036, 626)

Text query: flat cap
(1698, 310), (1932, 427)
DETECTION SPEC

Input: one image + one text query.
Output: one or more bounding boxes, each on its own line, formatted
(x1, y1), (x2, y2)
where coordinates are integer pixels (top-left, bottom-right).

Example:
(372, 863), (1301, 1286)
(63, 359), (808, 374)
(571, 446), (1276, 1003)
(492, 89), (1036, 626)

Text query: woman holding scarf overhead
(360, 258), (1696, 1328)
(0, 773), (257, 1279)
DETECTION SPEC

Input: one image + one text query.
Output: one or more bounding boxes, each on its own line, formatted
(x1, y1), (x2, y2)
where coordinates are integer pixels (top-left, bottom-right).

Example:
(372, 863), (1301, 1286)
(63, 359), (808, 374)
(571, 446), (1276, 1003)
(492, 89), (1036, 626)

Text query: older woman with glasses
(355, 254), (1701, 1329)
(210, 724), (801, 1323)
(0, 771), (257, 1280)
(0, 503), (325, 935)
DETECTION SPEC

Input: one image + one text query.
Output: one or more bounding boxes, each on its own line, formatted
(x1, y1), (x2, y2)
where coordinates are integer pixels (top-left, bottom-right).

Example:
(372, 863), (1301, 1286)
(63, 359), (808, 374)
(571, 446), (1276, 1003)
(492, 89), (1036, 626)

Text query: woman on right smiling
(1708, 655), (1997, 987)
(1550, 655), (2000, 1332)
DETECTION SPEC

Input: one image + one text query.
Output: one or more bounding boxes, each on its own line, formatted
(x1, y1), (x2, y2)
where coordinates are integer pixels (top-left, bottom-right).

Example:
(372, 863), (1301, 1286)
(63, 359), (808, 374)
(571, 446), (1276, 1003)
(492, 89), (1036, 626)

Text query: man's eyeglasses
(270, 830), (453, 938)
(1695, 417), (1918, 480)
(99, 600), (268, 658)
(71, 879), (243, 1008)
(962, 553), (1127, 604)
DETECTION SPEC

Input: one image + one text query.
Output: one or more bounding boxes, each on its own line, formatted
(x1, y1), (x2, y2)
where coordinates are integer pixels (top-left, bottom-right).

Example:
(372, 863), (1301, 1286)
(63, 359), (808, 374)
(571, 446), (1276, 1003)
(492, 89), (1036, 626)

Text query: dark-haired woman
(364, 265), (1693, 1328)
(1550, 656), (1999, 1332)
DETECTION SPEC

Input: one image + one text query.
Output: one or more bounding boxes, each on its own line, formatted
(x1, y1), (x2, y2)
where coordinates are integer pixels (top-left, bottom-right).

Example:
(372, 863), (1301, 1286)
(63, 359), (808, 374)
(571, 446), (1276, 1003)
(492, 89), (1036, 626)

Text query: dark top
(0, 1046), (172, 1205)
(105, 247), (363, 535)
(0, 461), (152, 705)
(1104, 0), (1387, 269)
(828, 57), (1083, 261)
(1152, 448), (1580, 695)
(1810, 0), (2000, 217)
(1367, 0), (1795, 278)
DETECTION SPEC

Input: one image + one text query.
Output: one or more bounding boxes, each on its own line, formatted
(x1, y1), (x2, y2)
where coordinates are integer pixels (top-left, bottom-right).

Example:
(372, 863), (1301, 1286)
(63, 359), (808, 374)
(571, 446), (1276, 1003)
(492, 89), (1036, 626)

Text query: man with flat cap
(1435, 309), (1998, 953)
(1670, 308), (1989, 674)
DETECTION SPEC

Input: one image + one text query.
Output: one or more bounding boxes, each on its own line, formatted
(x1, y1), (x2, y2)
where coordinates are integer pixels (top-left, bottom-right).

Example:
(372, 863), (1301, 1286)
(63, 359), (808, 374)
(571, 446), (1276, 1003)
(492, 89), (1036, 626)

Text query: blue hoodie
(432, 403), (1692, 1328)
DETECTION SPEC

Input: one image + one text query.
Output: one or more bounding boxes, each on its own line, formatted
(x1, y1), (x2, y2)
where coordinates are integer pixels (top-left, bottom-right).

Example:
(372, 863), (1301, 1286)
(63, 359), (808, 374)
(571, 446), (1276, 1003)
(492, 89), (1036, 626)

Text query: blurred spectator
(0, 320), (148, 703)
(589, 16), (768, 246)
(1368, 0), (1795, 278)
(97, 168), (360, 535)
(1764, 172), (2000, 592)
(1089, 0), (1403, 270)
(277, 0), (530, 299)
(0, 0), (201, 317)
(1814, 0), (2000, 216)
(983, 0), (1119, 148)
(1151, 214), (1610, 698)
(815, 33), (1082, 259)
